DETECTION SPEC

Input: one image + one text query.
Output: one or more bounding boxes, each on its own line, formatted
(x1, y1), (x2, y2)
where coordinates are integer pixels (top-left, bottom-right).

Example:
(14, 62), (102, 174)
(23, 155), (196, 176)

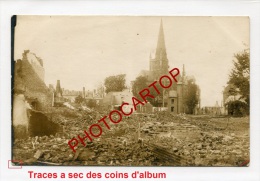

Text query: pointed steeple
(149, 19), (169, 75)
(155, 19), (167, 60)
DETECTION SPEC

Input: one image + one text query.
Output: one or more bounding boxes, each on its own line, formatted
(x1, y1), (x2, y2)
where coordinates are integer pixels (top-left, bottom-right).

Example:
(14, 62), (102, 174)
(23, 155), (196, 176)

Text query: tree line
(225, 49), (249, 117)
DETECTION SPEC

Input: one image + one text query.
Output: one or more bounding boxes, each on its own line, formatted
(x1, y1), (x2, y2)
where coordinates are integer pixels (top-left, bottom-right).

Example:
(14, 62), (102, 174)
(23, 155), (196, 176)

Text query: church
(138, 19), (199, 114)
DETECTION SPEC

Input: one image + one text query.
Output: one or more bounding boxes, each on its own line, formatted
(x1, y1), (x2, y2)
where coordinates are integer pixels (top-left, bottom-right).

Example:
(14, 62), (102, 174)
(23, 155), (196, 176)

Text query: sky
(14, 16), (249, 107)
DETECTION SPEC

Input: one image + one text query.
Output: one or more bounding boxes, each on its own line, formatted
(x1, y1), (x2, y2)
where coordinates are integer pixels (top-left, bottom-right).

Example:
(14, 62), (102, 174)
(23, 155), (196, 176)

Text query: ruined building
(13, 50), (52, 111)
(13, 50), (59, 138)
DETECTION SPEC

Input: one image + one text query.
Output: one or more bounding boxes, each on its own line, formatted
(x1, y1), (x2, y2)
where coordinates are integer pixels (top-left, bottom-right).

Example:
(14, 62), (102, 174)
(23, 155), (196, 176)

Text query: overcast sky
(14, 16), (249, 107)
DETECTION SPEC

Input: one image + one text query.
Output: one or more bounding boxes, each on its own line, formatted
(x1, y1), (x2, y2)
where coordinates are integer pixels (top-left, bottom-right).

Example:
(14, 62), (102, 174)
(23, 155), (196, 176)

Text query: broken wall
(13, 58), (52, 111)
(12, 94), (31, 139)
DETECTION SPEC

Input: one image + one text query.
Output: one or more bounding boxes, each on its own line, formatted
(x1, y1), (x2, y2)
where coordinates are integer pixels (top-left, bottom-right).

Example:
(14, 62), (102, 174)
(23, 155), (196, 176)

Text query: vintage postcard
(12, 16), (249, 166)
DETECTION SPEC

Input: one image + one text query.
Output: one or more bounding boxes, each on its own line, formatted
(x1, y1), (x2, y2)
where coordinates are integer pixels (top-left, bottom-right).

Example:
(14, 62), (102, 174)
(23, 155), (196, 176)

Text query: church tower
(150, 19), (169, 78)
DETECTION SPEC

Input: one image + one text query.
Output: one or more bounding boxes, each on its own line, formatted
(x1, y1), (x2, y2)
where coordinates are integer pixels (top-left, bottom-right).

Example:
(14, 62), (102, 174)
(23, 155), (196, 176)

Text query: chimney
(55, 80), (62, 97)
(83, 87), (86, 98)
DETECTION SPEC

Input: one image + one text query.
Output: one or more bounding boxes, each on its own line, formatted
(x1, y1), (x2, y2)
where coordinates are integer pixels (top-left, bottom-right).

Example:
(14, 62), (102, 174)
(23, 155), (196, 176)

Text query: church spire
(149, 19), (169, 75)
(155, 19), (167, 60)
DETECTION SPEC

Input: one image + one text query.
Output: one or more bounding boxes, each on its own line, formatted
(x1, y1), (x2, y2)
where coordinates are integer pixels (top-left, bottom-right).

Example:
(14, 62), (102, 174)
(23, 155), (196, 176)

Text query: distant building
(137, 102), (153, 113)
(223, 84), (240, 105)
(139, 19), (169, 82)
(136, 20), (200, 114)
(222, 84), (245, 115)
(62, 89), (82, 102)
(85, 88), (104, 105)
(203, 101), (223, 116)
(102, 89), (133, 111)
(168, 90), (178, 114)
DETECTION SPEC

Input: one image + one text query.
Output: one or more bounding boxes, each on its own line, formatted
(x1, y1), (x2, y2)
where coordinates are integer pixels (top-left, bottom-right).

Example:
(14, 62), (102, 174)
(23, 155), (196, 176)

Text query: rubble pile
(12, 108), (156, 166)
(12, 108), (249, 166)
(139, 113), (249, 166)
(13, 135), (156, 166)
(149, 131), (249, 166)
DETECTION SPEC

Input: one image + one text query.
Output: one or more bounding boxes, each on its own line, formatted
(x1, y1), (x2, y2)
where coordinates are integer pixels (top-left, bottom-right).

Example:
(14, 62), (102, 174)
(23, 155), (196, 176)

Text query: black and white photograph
(12, 16), (250, 166)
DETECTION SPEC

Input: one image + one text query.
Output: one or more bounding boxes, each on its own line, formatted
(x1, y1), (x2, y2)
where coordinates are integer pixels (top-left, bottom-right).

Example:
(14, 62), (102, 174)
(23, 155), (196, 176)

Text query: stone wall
(12, 51), (54, 139)
(12, 94), (31, 139)
(23, 50), (45, 81)
(13, 58), (53, 111)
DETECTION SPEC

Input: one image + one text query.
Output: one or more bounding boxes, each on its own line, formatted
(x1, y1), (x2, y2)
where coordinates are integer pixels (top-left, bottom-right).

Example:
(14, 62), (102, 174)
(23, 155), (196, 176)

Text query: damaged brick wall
(13, 57), (53, 111)
(12, 51), (55, 139)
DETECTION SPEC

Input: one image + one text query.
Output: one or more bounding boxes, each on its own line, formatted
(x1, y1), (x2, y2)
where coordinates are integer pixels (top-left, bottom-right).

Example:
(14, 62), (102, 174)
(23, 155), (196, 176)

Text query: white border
(1, 1), (260, 181)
